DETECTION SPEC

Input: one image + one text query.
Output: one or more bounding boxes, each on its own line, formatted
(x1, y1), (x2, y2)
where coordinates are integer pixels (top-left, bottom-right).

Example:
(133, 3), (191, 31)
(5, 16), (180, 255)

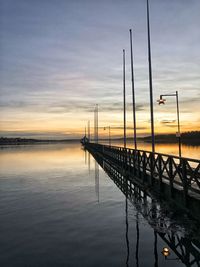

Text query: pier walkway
(83, 142), (200, 218)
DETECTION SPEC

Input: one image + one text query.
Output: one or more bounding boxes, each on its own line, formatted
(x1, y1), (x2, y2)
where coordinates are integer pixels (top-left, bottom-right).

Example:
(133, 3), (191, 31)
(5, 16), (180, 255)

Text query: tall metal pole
(88, 120), (90, 142)
(176, 91), (181, 157)
(109, 126), (111, 147)
(147, 0), (155, 153)
(96, 104), (99, 144)
(123, 49), (126, 148)
(94, 106), (96, 143)
(130, 29), (137, 150)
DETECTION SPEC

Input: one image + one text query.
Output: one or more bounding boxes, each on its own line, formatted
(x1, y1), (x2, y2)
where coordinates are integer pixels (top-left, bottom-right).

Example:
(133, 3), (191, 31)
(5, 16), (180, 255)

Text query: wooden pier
(84, 142), (200, 218)
(84, 142), (200, 266)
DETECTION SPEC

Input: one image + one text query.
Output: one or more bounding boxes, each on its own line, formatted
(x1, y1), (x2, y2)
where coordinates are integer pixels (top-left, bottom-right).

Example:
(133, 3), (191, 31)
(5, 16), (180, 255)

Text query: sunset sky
(0, 0), (200, 139)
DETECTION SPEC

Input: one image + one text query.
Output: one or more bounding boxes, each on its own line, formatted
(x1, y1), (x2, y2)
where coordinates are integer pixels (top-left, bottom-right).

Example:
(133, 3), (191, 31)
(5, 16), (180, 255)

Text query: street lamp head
(157, 95), (166, 105)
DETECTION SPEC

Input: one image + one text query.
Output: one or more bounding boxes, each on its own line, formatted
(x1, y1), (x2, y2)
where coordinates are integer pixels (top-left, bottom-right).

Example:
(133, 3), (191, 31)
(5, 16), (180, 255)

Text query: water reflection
(88, 148), (200, 267)
(1, 143), (199, 266)
(136, 212), (139, 267)
(154, 231), (158, 267)
(88, 150), (91, 174)
(84, 149), (99, 202)
(125, 188), (130, 267)
(0, 143), (83, 175)
(95, 161), (100, 202)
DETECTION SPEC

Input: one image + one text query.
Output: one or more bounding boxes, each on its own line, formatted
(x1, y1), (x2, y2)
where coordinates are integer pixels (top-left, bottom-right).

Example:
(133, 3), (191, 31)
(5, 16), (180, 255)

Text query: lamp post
(157, 91), (181, 158)
(104, 126), (111, 147)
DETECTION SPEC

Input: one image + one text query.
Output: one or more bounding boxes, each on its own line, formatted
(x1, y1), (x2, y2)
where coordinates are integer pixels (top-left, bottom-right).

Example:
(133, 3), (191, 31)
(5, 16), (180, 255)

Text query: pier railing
(84, 143), (200, 200)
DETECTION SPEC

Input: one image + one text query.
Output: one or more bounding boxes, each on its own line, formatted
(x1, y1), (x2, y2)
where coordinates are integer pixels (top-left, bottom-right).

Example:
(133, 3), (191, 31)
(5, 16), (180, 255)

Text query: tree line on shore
(139, 131), (200, 145)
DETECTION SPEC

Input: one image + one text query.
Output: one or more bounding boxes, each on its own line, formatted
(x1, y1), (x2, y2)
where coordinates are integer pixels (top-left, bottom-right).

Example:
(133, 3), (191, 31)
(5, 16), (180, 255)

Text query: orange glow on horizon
(1, 107), (199, 139)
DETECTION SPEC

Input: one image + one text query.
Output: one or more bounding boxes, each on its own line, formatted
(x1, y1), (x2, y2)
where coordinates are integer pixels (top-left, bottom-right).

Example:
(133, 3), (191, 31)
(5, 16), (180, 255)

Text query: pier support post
(158, 155), (162, 191)
(137, 151), (140, 178)
(142, 151), (146, 183)
(181, 159), (188, 206)
(150, 152), (154, 186)
(169, 157), (174, 198)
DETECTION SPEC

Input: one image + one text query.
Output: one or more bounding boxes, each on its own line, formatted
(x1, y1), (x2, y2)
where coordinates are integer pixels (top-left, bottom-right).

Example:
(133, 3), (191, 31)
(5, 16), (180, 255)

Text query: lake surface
(0, 142), (200, 267)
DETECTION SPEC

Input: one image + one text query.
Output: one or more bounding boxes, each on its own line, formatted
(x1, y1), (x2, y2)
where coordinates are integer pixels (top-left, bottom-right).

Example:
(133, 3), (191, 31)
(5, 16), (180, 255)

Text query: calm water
(0, 143), (200, 267)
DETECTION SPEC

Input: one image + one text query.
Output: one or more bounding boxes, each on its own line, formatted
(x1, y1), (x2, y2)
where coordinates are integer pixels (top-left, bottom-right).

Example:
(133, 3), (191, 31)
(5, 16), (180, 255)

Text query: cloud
(162, 125), (178, 128)
(161, 119), (176, 125)
(0, 98), (145, 114)
(0, 0), (199, 138)
(105, 126), (147, 130)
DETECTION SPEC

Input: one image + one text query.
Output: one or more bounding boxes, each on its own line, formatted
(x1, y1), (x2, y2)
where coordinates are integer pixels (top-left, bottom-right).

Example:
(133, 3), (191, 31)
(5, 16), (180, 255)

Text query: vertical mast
(130, 29), (137, 150)
(88, 120), (90, 142)
(123, 49), (126, 148)
(147, 0), (155, 152)
(96, 104), (98, 143)
(94, 106), (96, 143)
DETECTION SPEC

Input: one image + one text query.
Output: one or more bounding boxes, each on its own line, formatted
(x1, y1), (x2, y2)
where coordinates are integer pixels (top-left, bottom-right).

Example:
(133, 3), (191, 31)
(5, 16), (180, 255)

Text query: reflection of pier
(85, 143), (200, 267)
(95, 161), (99, 202)
(84, 149), (99, 201)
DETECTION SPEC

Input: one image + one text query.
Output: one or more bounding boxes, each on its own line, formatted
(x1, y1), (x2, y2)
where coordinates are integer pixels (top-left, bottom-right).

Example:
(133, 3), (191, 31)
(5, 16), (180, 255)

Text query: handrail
(107, 144), (199, 163)
(84, 142), (200, 200)
(88, 142), (199, 163)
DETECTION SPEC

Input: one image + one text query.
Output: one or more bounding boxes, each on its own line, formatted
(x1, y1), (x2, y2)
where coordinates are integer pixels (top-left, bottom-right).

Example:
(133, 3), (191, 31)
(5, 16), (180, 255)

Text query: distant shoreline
(115, 131), (200, 146)
(1, 131), (199, 146)
(138, 131), (200, 146)
(0, 137), (80, 145)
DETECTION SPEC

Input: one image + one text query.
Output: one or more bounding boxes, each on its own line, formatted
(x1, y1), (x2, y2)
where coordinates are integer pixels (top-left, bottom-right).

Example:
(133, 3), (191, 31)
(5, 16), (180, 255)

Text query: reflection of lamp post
(161, 247), (179, 261)
(162, 247), (170, 259)
(104, 126), (111, 147)
(157, 91), (181, 158)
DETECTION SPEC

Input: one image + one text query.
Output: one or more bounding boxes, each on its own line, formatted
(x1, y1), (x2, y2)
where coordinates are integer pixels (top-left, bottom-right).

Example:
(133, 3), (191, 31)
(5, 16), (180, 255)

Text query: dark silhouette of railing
(84, 143), (200, 204)
(86, 145), (200, 267)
